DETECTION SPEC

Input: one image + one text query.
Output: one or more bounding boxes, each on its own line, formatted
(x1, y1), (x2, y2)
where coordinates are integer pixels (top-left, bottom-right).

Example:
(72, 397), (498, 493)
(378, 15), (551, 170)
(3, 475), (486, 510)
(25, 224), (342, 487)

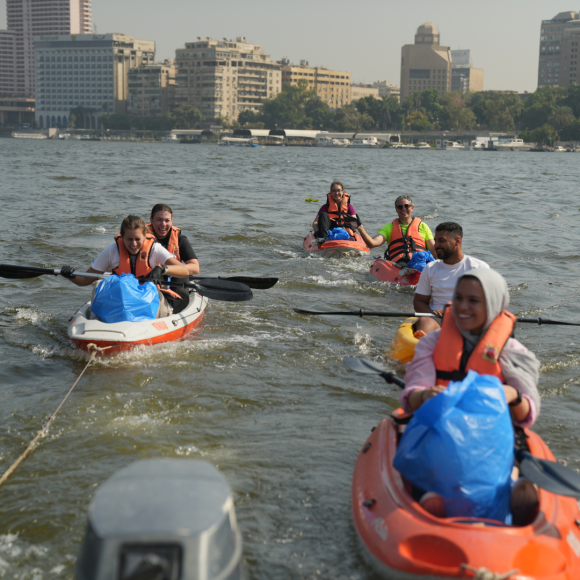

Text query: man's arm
(414, 293), (433, 314)
(427, 239), (435, 255)
(184, 258), (200, 275)
(358, 225), (386, 248)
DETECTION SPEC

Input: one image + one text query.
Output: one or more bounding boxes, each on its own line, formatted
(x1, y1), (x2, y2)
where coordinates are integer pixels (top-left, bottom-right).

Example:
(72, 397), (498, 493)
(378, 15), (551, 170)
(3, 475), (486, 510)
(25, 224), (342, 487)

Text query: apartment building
(0, 30), (16, 95)
(450, 50), (484, 93)
(127, 60), (176, 116)
(174, 37), (281, 122)
(538, 11), (580, 88)
(280, 60), (351, 108)
(351, 84), (379, 101)
(34, 33), (155, 129)
(7, 0), (92, 97)
(400, 22), (452, 100)
(372, 80), (400, 100)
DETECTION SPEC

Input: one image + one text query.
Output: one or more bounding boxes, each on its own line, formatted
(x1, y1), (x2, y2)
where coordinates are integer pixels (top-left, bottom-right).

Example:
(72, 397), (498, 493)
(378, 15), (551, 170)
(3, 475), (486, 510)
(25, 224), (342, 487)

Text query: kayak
(387, 318), (419, 364)
(352, 410), (580, 580)
(68, 291), (209, 354)
(303, 231), (370, 258)
(370, 258), (421, 286)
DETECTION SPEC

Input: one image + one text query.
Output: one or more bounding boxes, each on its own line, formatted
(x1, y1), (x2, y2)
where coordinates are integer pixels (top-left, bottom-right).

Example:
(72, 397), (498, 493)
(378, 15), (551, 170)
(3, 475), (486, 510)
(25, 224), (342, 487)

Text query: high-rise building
(450, 50), (484, 93)
(351, 84), (379, 101)
(34, 33), (155, 129)
(280, 60), (351, 108)
(400, 22), (452, 100)
(7, 0), (92, 97)
(174, 37), (282, 122)
(127, 60), (177, 116)
(538, 11), (580, 89)
(0, 30), (17, 95)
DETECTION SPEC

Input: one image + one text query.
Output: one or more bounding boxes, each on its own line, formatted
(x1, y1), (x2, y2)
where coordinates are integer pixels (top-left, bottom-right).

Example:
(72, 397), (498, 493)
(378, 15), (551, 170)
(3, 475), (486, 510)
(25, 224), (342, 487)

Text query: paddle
(294, 308), (580, 326)
(345, 356), (580, 498)
(0, 264), (253, 302)
(190, 275), (278, 290)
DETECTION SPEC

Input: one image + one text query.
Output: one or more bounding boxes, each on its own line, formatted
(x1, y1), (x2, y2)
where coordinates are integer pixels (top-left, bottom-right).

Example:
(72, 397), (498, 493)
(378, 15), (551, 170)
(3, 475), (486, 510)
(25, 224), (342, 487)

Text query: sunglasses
(330, 189), (343, 193)
(396, 204), (412, 210)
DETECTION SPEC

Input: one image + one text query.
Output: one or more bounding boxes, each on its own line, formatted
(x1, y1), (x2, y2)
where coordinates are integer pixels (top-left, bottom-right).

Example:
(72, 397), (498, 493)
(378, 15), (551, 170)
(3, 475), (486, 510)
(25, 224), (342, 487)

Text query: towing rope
(0, 343), (110, 489)
(461, 564), (520, 580)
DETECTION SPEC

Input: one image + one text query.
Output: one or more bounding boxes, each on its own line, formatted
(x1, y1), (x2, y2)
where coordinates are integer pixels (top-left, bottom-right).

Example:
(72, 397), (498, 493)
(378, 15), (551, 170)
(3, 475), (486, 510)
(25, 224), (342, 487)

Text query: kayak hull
(352, 413), (580, 580)
(370, 258), (421, 286)
(303, 232), (370, 257)
(387, 318), (419, 364)
(67, 291), (209, 354)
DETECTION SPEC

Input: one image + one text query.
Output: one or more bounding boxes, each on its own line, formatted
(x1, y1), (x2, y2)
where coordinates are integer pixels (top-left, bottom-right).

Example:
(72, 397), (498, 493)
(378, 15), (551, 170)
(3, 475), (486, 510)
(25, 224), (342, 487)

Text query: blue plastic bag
(326, 227), (350, 241)
(91, 273), (159, 323)
(407, 250), (435, 272)
(393, 371), (514, 521)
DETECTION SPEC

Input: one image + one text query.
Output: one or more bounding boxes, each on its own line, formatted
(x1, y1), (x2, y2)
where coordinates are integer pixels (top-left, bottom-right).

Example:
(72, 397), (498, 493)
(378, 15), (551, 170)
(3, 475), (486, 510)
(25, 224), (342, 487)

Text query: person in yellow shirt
(358, 195), (435, 266)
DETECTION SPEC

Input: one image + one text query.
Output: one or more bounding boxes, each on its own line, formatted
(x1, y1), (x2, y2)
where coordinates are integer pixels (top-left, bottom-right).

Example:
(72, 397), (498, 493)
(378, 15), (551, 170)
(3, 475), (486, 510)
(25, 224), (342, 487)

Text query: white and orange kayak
(370, 258), (420, 286)
(352, 411), (580, 579)
(68, 291), (208, 354)
(303, 231), (370, 258)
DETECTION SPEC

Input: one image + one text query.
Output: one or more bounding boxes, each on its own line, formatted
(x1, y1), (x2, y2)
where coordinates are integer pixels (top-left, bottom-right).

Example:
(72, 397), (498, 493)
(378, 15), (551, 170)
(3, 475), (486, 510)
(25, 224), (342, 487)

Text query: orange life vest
(387, 218), (427, 262)
(147, 224), (181, 262)
(112, 234), (155, 277)
(433, 305), (516, 386)
(326, 193), (356, 236)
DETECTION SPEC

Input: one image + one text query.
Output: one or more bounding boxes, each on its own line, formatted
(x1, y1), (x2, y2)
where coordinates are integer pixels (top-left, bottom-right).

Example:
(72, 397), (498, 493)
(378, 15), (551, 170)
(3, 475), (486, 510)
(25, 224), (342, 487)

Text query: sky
(1, 0), (578, 92)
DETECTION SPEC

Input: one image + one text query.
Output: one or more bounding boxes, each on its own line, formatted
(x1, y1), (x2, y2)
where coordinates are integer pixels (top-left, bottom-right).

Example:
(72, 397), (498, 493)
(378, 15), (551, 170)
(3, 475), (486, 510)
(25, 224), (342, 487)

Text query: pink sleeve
(400, 330), (440, 413)
(317, 203), (329, 216)
(348, 203), (357, 214)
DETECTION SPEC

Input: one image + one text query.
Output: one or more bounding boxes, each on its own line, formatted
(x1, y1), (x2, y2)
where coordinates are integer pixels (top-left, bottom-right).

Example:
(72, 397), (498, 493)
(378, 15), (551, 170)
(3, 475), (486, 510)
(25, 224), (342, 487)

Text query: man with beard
(413, 222), (489, 336)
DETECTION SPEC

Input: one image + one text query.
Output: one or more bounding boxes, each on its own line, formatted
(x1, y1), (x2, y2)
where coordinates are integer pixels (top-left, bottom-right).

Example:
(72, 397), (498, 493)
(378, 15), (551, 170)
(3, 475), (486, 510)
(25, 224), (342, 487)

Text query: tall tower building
(538, 11), (580, 89)
(400, 22), (452, 101)
(450, 50), (484, 93)
(6, 0), (92, 97)
(0, 30), (17, 95)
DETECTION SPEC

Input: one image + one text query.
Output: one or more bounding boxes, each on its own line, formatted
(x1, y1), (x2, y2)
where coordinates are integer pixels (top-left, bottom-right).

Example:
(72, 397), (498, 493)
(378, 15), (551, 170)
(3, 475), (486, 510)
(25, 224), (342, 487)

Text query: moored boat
(68, 290), (208, 354)
(352, 411), (580, 579)
(303, 231), (370, 258)
(495, 139), (532, 152)
(370, 258), (420, 286)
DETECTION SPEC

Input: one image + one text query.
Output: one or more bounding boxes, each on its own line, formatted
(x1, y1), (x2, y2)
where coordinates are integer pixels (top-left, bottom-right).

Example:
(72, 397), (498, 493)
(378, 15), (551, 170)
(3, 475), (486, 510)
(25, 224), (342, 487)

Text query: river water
(0, 140), (579, 579)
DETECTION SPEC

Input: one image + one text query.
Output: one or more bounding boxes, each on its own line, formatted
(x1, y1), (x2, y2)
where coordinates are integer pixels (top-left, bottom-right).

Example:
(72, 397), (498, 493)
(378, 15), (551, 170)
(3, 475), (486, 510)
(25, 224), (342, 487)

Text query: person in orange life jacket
(61, 215), (189, 319)
(312, 181), (361, 241)
(413, 222), (489, 336)
(357, 195), (435, 267)
(148, 203), (199, 315)
(401, 268), (541, 523)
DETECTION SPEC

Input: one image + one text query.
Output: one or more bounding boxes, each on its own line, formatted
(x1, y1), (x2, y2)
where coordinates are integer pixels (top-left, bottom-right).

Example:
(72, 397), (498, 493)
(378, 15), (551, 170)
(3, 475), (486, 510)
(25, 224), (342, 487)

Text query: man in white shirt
(413, 222), (489, 335)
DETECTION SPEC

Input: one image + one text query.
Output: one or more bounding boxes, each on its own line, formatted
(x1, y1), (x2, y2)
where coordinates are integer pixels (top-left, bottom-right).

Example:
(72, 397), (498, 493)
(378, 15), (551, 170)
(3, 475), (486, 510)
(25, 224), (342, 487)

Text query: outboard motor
(76, 459), (242, 580)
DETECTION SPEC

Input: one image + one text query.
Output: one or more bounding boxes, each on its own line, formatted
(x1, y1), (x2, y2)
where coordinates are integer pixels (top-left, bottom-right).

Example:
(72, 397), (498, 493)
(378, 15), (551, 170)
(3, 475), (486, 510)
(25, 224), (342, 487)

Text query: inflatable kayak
(303, 231), (370, 258)
(68, 291), (208, 354)
(352, 411), (580, 580)
(387, 318), (419, 364)
(370, 258), (421, 286)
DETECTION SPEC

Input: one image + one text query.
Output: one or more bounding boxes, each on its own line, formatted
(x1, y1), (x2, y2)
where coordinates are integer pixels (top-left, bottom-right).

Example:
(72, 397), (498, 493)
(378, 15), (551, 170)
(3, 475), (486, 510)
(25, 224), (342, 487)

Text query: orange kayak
(370, 258), (421, 286)
(352, 411), (580, 579)
(303, 231), (370, 258)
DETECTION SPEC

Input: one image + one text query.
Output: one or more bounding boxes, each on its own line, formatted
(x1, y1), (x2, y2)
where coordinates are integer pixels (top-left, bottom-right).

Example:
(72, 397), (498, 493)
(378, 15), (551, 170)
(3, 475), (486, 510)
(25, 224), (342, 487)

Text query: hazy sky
(1, 0), (578, 92)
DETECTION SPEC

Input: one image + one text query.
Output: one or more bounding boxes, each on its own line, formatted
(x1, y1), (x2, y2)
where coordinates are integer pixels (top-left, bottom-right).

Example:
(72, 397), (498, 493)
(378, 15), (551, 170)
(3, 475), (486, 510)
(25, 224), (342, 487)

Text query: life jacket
(112, 234), (181, 301)
(386, 218), (427, 262)
(326, 193), (356, 236)
(433, 305), (517, 386)
(147, 224), (181, 262)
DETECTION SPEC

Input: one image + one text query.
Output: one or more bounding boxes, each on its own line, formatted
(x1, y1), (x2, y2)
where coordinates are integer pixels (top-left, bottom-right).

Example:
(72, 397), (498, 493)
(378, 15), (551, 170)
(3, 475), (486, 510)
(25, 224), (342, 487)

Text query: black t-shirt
(157, 231), (197, 262)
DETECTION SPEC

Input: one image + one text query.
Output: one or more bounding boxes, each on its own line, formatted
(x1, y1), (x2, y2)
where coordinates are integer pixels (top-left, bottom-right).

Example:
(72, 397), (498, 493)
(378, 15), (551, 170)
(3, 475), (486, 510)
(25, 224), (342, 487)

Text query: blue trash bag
(326, 227), (350, 241)
(91, 273), (160, 323)
(393, 371), (514, 521)
(407, 250), (435, 272)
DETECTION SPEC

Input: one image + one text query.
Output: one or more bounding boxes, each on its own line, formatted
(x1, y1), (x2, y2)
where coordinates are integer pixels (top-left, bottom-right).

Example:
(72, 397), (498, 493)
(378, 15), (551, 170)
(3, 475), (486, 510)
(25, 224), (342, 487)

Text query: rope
(0, 343), (110, 489)
(461, 564), (520, 580)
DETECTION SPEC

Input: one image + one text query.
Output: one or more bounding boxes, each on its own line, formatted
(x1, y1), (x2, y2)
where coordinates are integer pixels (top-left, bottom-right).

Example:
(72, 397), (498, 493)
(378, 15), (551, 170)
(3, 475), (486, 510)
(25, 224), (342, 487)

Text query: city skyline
(1, 0), (579, 93)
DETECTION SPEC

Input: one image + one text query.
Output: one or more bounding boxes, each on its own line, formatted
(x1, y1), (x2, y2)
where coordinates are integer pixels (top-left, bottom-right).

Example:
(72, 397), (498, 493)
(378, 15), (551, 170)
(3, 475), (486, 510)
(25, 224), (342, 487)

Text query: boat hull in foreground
(353, 413), (580, 580)
(68, 291), (209, 354)
(387, 318), (419, 364)
(303, 231), (370, 257)
(370, 258), (421, 286)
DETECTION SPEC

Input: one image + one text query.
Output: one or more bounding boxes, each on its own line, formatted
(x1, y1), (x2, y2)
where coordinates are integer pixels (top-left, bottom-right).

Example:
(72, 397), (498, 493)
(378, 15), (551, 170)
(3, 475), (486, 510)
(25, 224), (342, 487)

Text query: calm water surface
(0, 141), (579, 579)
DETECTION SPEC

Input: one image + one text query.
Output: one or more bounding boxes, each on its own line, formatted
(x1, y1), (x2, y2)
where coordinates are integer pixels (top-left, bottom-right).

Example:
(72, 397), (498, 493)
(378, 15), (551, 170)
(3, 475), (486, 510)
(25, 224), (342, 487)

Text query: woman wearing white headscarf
(401, 268), (540, 427)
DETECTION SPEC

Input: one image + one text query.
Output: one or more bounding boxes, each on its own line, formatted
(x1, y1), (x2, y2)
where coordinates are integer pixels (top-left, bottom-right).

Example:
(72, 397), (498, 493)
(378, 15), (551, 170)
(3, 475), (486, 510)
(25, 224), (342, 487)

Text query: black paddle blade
(518, 451), (580, 497)
(227, 276), (278, 290)
(344, 357), (406, 389)
(188, 278), (253, 302)
(0, 264), (58, 279)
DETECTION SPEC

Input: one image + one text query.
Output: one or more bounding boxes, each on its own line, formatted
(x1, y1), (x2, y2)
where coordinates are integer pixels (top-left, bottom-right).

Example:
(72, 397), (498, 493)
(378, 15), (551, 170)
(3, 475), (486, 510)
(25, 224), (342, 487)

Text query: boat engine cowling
(75, 459), (242, 580)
